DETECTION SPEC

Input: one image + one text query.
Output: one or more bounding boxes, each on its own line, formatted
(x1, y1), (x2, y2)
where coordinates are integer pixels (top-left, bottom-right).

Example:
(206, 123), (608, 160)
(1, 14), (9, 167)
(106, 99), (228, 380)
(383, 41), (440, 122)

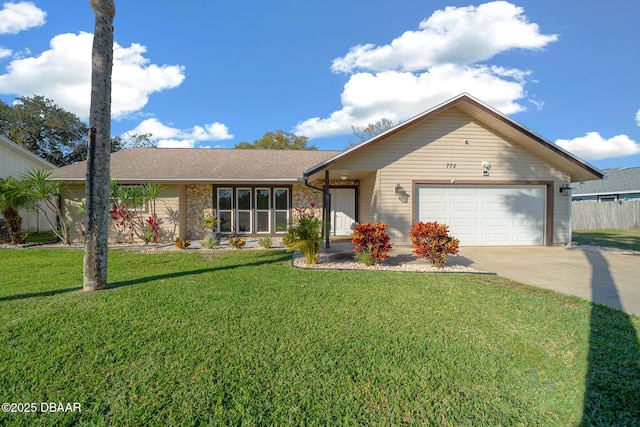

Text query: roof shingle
(50, 148), (341, 182)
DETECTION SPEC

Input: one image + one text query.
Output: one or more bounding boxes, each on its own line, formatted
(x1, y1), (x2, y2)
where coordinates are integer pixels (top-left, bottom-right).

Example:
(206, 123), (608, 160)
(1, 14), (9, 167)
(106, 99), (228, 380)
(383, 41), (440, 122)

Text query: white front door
(330, 188), (356, 236)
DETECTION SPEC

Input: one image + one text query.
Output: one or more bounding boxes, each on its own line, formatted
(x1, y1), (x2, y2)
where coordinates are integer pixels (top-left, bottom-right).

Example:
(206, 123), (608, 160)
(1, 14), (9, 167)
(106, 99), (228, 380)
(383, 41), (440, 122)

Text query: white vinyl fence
(572, 201), (640, 230)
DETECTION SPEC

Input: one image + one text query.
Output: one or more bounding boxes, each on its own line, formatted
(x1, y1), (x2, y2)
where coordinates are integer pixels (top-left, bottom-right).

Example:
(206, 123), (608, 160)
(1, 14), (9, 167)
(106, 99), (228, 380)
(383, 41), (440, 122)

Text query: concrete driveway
(456, 246), (640, 317)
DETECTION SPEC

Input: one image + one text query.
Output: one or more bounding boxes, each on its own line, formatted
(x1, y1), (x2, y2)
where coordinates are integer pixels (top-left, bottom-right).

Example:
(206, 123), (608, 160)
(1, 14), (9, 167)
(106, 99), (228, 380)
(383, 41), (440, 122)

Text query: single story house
(0, 135), (56, 233)
(50, 93), (602, 246)
(572, 167), (640, 202)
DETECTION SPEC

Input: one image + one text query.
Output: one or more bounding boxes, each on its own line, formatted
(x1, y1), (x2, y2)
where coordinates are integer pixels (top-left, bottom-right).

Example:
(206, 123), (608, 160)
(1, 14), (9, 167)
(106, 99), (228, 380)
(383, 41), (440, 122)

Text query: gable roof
(305, 93), (603, 183)
(572, 167), (640, 196)
(0, 135), (56, 171)
(49, 148), (340, 183)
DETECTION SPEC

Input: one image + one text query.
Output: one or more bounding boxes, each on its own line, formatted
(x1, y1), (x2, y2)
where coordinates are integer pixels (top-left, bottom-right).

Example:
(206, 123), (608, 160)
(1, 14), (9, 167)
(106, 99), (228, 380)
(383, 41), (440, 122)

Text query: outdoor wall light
(559, 184), (572, 196)
(394, 184), (409, 203)
(340, 175), (348, 180)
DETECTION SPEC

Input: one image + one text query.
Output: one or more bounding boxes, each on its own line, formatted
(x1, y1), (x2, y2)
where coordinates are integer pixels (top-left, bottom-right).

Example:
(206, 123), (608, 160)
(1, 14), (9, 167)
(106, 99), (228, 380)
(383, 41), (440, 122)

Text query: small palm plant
(283, 204), (323, 265)
(0, 176), (32, 244)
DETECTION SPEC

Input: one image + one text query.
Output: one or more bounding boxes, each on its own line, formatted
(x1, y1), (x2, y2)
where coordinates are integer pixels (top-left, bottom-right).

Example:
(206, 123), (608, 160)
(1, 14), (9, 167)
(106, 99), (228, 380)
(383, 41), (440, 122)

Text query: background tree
(0, 95), (152, 166)
(346, 118), (396, 149)
(234, 130), (317, 150)
(0, 96), (88, 166)
(84, 0), (115, 291)
(0, 176), (32, 244)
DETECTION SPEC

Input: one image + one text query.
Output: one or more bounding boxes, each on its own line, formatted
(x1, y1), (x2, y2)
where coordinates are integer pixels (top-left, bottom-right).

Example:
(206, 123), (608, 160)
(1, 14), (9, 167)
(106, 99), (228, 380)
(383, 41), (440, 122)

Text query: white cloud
(298, 1), (557, 139)
(556, 132), (640, 161)
(0, 32), (185, 119)
(636, 109), (640, 126)
(0, 47), (11, 59)
(0, 1), (45, 34)
(331, 1), (557, 73)
(127, 118), (233, 148)
(296, 64), (527, 139)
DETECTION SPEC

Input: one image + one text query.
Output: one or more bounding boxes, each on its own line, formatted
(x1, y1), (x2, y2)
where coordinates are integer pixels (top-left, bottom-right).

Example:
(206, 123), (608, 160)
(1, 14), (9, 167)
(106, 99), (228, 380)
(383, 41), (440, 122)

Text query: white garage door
(416, 185), (545, 246)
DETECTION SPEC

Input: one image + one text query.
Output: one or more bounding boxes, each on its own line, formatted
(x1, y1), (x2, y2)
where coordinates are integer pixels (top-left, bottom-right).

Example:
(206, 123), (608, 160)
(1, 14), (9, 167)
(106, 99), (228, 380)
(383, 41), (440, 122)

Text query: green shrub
(257, 235), (273, 249)
(283, 204), (323, 265)
(201, 235), (220, 249)
(410, 221), (459, 268)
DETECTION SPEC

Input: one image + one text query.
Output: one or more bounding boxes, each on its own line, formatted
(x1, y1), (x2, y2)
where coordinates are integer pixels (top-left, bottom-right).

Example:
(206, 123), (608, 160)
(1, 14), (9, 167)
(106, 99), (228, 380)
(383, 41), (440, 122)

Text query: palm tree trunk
(84, 0), (115, 291)
(3, 207), (23, 244)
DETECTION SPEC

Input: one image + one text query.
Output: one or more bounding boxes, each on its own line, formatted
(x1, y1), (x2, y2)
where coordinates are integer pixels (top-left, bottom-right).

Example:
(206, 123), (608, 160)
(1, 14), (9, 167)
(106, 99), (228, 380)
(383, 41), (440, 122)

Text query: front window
(214, 186), (290, 234)
(217, 188), (233, 232)
(274, 188), (289, 233)
(236, 188), (252, 233)
(255, 189), (270, 233)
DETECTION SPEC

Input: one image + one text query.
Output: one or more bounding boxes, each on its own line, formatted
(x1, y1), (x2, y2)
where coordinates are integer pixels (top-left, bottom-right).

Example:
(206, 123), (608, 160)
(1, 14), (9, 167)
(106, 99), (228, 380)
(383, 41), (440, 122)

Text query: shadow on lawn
(581, 249), (640, 425)
(107, 251), (292, 290)
(0, 251), (292, 301)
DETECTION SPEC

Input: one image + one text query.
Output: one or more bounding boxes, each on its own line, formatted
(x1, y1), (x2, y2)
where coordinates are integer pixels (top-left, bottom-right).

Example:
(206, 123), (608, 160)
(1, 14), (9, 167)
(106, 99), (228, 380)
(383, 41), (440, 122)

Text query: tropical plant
(144, 216), (163, 245)
(0, 176), (32, 244)
(257, 234), (273, 249)
(201, 235), (220, 249)
(109, 181), (164, 243)
(22, 169), (71, 244)
(173, 237), (190, 249)
(410, 221), (460, 268)
(229, 236), (246, 249)
(351, 222), (392, 265)
(283, 204), (323, 265)
(199, 211), (220, 236)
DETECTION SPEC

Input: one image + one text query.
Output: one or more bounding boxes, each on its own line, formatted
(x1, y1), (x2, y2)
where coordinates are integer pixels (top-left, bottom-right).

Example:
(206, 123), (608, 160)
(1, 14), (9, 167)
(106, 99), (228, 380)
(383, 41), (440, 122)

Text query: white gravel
(292, 251), (484, 273)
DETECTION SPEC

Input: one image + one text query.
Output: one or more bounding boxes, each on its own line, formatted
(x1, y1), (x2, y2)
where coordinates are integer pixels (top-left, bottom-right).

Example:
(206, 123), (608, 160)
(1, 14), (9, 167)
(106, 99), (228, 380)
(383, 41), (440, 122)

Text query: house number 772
(446, 163), (456, 168)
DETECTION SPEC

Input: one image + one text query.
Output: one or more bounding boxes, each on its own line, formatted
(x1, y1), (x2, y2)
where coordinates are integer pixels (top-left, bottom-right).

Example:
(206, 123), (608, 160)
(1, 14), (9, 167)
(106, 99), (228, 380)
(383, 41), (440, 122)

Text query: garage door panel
(450, 202), (478, 212)
(417, 185), (545, 246)
(451, 188), (479, 197)
(450, 218), (478, 227)
(483, 218), (509, 227)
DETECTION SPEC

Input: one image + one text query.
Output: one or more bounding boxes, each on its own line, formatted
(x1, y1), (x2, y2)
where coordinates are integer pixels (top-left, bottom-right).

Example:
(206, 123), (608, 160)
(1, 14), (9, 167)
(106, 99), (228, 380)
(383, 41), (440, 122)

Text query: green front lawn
(573, 229), (640, 251)
(1, 249), (638, 425)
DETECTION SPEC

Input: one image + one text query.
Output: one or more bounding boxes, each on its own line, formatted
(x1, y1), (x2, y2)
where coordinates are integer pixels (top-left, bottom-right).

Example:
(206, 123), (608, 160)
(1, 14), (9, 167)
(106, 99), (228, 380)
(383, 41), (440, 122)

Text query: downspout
(324, 170), (331, 249)
(567, 187), (573, 247)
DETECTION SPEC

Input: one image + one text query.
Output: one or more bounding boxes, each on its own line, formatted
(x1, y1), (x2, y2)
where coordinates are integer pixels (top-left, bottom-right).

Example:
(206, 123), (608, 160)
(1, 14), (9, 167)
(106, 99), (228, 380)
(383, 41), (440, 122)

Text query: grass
(25, 231), (58, 243)
(1, 248), (639, 425)
(573, 229), (640, 251)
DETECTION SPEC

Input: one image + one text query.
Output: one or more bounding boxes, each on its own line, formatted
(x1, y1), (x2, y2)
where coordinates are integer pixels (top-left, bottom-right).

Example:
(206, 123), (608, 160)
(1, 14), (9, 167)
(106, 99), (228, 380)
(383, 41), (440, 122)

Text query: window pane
(275, 189), (288, 210)
(218, 189), (232, 210)
(256, 189), (270, 210)
(237, 211), (251, 232)
(256, 211), (269, 233)
(237, 189), (251, 210)
(275, 211), (288, 232)
(219, 211), (232, 232)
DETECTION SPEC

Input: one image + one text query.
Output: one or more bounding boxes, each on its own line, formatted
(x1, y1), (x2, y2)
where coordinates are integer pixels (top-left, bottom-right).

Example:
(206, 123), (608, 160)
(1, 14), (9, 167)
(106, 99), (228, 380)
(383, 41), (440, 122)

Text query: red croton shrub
(351, 222), (392, 265)
(409, 221), (460, 268)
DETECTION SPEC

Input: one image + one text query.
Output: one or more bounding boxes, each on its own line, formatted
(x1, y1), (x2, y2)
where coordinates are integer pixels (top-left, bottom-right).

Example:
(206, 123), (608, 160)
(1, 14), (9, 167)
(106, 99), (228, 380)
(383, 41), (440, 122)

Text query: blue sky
(0, 0), (638, 171)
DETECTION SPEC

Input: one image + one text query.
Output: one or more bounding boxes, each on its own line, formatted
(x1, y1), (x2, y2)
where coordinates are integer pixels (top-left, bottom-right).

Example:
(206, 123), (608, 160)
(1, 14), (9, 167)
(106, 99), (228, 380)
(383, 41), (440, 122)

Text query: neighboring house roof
(49, 148), (341, 183)
(305, 93), (603, 183)
(572, 167), (640, 197)
(0, 135), (57, 174)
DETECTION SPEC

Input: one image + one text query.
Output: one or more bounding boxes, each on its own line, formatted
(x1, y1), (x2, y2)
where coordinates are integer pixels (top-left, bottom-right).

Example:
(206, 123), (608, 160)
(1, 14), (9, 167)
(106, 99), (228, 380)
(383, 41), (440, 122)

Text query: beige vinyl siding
(333, 108), (572, 245)
(61, 184), (86, 242)
(62, 184), (182, 243)
(0, 142), (55, 232)
(358, 171), (379, 224)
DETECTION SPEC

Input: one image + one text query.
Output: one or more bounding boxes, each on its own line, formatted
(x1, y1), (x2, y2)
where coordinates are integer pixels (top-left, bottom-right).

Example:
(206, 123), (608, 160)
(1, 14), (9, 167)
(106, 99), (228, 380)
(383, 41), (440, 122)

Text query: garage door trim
(412, 180), (554, 246)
